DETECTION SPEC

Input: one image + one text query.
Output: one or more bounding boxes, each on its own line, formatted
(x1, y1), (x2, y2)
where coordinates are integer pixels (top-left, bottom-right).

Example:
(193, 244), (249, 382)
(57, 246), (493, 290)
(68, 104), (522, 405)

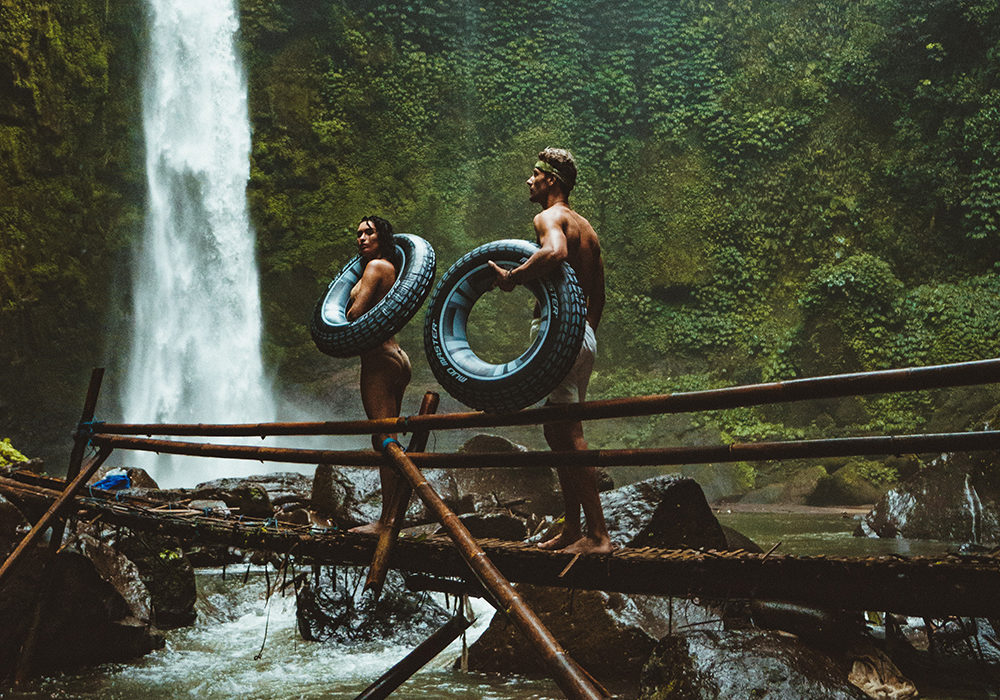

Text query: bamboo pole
(381, 441), (605, 700)
(91, 357), (1000, 437)
(354, 612), (471, 700)
(13, 368), (106, 686)
(66, 368), (105, 480)
(89, 429), (1000, 469)
(364, 392), (440, 599)
(0, 446), (113, 587)
(4, 474), (1000, 617)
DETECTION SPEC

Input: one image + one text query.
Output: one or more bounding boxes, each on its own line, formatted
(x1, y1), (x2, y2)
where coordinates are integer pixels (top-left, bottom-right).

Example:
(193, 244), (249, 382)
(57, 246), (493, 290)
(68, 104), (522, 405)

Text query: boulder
(638, 630), (867, 699)
(453, 433), (562, 516)
(0, 529), (164, 679)
(740, 466), (828, 506)
(88, 464), (159, 490)
(440, 511), (528, 541)
(881, 615), (1000, 693)
(809, 460), (890, 506)
(314, 464), (467, 528)
(107, 529), (197, 629)
(600, 474), (728, 550)
(466, 475), (736, 685)
(679, 462), (756, 502)
(856, 452), (1000, 544)
(465, 586), (719, 686)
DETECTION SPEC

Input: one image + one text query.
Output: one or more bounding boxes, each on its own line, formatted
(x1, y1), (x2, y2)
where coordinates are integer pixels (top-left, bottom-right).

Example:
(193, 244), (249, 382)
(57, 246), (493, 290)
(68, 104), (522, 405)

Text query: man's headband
(534, 160), (564, 182)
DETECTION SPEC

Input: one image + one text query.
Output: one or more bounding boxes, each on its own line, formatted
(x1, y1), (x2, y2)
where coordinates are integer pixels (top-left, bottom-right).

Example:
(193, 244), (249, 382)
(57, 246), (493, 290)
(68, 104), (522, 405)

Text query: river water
(8, 509), (973, 699)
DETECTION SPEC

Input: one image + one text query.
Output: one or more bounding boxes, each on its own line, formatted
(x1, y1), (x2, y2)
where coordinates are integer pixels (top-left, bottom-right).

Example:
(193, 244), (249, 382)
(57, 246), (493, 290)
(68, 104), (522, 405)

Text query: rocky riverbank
(2, 433), (999, 696)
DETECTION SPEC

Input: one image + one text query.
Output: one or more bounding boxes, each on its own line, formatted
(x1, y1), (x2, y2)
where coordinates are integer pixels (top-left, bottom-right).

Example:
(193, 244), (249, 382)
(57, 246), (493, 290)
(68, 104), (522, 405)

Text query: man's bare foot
(537, 530), (582, 551)
(349, 521), (386, 536)
(560, 535), (614, 555)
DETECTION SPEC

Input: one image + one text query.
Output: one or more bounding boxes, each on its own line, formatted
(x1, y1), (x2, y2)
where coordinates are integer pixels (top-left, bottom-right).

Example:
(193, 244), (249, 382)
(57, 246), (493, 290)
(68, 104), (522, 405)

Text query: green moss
(0, 438), (29, 466)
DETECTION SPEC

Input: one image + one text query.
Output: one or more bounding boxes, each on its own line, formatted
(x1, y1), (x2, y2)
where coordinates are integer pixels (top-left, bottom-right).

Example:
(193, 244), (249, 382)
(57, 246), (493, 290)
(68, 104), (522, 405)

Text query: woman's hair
(360, 215), (394, 257)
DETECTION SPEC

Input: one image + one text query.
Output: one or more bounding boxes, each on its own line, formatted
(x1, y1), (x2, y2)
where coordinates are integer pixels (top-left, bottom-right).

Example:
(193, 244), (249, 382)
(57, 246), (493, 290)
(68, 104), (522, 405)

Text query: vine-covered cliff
(3, 0), (999, 480)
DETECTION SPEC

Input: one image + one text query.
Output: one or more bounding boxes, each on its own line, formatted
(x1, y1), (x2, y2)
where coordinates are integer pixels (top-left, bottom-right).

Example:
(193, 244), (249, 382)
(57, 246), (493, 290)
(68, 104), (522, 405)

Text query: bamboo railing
(4, 357), (1000, 697)
(90, 357), (1000, 437)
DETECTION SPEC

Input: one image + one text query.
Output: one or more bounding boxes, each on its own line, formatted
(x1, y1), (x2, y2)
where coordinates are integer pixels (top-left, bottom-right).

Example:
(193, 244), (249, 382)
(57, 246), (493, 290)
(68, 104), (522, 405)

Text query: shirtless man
(346, 215), (412, 535)
(489, 147), (612, 554)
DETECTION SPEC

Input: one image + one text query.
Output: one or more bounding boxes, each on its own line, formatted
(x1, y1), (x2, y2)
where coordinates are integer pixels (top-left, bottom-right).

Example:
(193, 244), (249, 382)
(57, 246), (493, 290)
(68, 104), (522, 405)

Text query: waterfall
(123, 0), (275, 487)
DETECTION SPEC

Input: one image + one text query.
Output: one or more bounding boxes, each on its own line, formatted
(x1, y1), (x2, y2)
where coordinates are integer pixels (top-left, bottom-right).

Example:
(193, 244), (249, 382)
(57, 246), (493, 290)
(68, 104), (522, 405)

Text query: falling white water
(123, 0), (275, 487)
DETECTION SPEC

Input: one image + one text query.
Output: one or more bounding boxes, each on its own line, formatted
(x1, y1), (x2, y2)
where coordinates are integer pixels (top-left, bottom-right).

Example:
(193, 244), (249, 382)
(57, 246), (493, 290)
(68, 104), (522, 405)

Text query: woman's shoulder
(364, 257), (396, 275)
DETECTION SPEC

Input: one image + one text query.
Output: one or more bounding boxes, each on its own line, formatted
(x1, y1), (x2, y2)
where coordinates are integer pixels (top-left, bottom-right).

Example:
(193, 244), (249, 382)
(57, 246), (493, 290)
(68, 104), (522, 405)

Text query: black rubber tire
(423, 239), (586, 413)
(310, 234), (436, 357)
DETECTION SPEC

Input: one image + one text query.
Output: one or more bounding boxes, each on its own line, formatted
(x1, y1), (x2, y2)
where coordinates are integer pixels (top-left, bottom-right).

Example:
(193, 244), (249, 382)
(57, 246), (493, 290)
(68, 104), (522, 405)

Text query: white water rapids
(123, 0), (275, 487)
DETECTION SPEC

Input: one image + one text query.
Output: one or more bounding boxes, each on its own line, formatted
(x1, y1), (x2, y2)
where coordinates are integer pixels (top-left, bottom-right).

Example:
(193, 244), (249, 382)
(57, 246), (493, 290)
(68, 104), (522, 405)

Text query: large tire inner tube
(423, 239), (586, 413)
(310, 233), (436, 357)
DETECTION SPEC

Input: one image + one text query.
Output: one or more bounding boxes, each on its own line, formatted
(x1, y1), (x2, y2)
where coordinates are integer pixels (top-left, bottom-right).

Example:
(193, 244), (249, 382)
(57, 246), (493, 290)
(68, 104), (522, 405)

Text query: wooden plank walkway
(4, 470), (999, 619)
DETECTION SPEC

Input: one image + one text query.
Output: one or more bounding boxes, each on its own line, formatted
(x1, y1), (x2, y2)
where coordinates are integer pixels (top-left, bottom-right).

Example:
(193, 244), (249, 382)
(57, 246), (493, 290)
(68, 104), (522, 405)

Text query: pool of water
(714, 507), (961, 558)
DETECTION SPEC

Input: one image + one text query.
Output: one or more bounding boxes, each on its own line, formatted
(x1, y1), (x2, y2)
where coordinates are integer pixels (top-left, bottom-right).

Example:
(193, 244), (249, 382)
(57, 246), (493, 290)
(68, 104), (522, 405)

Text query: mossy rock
(740, 466), (828, 505)
(809, 460), (890, 506)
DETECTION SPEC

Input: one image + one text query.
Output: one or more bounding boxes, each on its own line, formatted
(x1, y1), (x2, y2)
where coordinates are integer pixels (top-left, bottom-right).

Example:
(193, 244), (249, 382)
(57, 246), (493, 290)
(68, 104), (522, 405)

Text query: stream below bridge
(5, 509), (979, 699)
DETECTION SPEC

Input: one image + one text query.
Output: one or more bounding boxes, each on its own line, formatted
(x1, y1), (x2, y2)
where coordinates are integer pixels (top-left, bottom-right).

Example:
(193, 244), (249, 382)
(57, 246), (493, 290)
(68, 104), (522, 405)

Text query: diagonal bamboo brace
(354, 611), (471, 700)
(364, 392), (440, 598)
(0, 445), (113, 587)
(381, 441), (606, 700)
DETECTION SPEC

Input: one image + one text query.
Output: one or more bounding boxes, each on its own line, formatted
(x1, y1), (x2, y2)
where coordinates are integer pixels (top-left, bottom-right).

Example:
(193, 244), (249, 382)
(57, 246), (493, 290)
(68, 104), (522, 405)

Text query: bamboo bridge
(3, 358), (1000, 698)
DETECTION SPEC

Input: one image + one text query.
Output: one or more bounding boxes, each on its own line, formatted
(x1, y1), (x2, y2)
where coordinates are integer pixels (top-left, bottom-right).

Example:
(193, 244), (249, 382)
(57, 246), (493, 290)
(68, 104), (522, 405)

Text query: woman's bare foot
(537, 530), (582, 551)
(349, 521), (386, 536)
(560, 535), (614, 555)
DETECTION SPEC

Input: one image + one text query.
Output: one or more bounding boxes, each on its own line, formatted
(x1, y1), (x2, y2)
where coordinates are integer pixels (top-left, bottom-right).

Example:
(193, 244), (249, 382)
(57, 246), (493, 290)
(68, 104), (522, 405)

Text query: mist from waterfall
(123, 0), (275, 487)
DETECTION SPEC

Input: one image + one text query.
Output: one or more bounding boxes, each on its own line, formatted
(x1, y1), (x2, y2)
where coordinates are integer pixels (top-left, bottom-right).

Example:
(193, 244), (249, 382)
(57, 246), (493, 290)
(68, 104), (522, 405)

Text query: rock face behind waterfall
(856, 451), (1000, 543)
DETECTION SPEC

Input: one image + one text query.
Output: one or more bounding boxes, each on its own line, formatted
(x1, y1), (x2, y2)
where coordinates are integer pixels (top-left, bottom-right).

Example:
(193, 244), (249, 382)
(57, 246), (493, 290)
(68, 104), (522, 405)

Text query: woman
(346, 215), (412, 535)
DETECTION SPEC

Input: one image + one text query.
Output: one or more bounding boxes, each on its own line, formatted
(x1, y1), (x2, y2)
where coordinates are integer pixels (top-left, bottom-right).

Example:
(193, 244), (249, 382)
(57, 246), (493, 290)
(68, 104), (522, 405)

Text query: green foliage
(849, 459), (899, 485)
(6, 0), (1000, 462)
(0, 438), (29, 466)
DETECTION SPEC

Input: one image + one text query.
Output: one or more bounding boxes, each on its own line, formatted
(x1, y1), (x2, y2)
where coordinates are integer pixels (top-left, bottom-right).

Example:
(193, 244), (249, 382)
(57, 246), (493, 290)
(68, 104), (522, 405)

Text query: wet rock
(88, 464), (159, 490)
(638, 630), (867, 699)
(750, 601), (864, 645)
(679, 462), (756, 502)
(197, 473), (310, 516)
(440, 511), (528, 540)
(187, 499), (231, 515)
(108, 529), (197, 629)
(310, 463), (352, 516)
(465, 585), (719, 686)
(0, 530), (165, 679)
(856, 452), (1000, 544)
(0, 493), (29, 559)
(601, 474), (728, 550)
(322, 465), (467, 528)
(453, 434), (562, 516)
(467, 476), (739, 685)
(133, 482), (274, 518)
(295, 565), (451, 647)
(879, 615), (1000, 695)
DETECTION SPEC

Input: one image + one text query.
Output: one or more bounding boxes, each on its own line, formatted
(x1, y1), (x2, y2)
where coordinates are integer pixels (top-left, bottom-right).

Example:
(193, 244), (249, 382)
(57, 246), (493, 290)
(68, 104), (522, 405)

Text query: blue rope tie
(381, 437), (404, 453)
